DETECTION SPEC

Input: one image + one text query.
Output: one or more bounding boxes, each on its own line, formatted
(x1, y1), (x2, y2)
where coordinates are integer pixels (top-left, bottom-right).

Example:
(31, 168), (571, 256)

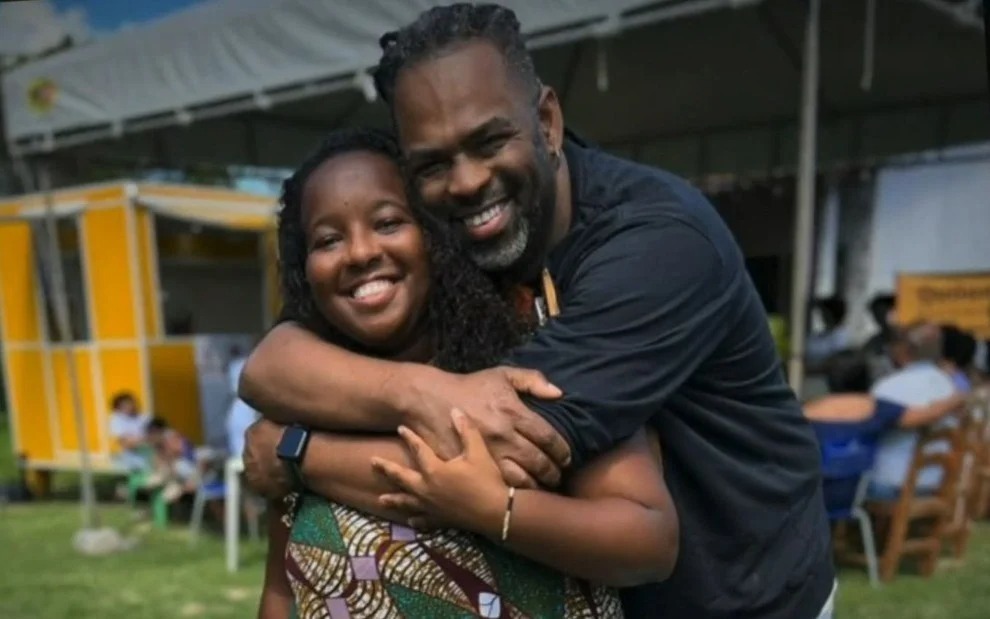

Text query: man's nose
(447, 155), (491, 202)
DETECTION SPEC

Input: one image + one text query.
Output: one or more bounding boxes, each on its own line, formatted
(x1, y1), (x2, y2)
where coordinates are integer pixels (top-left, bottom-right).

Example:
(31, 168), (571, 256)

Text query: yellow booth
(0, 180), (279, 489)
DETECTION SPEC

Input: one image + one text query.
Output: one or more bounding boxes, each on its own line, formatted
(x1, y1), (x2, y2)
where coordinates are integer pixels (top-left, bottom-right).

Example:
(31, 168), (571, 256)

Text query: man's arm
(239, 322), (428, 431)
(503, 211), (740, 466)
(241, 323), (570, 486)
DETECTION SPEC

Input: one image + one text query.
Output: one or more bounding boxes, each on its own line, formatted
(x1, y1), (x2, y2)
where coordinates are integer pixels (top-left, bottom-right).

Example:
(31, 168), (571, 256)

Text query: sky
(0, 0), (208, 56)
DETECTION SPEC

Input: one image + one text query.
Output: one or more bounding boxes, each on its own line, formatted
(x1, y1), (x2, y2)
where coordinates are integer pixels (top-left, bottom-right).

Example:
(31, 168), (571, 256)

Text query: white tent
(3, 0), (985, 392)
(4, 0), (984, 173)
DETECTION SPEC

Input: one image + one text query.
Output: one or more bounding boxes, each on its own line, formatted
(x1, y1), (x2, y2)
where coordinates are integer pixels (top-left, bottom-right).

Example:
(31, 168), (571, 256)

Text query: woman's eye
(312, 235), (340, 251)
(376, 218), (404, 233)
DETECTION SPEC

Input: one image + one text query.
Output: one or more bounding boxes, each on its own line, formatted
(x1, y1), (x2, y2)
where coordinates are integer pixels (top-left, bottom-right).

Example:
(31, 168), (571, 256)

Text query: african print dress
(284, 493), (623, 618)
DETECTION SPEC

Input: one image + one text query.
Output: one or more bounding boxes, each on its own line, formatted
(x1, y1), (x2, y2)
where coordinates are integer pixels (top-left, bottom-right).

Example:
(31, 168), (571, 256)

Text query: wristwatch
(276, 424), (311, 491)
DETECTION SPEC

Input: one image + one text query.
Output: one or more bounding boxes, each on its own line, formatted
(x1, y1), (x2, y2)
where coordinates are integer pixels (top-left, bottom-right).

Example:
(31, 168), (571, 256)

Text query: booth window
(155, 216), (266, 336)
(33, 218), (91, 342)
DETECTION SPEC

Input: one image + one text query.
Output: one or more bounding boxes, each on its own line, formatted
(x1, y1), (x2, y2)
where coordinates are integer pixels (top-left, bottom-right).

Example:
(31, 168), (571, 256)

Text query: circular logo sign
(27, 78), (59, 115)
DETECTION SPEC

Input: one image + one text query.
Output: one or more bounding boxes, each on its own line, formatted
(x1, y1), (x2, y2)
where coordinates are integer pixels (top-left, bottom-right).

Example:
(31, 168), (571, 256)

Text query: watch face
(277, 426), (309, 462)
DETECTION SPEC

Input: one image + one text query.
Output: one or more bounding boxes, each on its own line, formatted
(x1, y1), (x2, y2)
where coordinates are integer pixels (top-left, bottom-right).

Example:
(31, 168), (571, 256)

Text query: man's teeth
(463, 202), (506, 228)
(352, 279), (393, 299)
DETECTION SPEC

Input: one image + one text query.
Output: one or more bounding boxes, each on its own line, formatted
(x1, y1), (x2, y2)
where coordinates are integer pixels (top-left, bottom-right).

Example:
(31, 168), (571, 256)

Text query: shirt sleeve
(504, 212), (740, 465)
(108, 414), (124, 439)
(870, 398), (907, 434)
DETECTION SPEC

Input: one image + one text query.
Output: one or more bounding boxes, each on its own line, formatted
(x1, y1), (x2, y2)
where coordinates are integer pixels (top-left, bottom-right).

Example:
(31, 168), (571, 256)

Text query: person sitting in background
(806, 295), (851, 366)
(146, 418), (200, 503)
(108, 392), (152, 472)
(868, 323), (958, 500)
(861, 293), (897, 382)
(804, 350), (965, 446)
(938, 324), (977, 393)
(226, 346), (260, 460)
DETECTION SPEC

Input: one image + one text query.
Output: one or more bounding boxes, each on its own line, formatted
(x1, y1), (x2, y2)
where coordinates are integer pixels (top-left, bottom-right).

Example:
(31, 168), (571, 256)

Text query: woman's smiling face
(301, 150), (431, 354)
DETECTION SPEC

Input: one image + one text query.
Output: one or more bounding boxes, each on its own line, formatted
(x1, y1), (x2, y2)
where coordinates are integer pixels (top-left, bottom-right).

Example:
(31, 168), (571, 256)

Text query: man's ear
(537, 85), (564, 154)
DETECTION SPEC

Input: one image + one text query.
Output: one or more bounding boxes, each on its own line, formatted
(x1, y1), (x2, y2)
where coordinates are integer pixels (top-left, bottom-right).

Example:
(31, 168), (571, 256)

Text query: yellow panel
(51, 348), (101, 454)
(5, 349), (55, 462)
(98, 347), (147, 454)
(81, 206), (139, 340)
(136, 209), (161, 338)
(138, 183), (273, 204)
(0, 223), (42, 342)
(149, 342), (203, 443)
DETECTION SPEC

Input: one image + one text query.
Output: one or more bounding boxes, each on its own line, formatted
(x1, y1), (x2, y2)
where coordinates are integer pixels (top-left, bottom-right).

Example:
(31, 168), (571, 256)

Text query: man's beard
(466, 139), (557, 278)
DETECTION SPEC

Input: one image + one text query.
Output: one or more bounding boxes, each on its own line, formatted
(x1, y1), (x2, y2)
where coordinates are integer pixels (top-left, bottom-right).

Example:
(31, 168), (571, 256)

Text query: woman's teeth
(352, 279), (394, 299)
(463, 202), (506, 228)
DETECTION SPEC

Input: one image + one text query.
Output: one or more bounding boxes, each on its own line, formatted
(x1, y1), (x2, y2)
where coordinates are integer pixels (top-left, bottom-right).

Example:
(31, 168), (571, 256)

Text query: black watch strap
(276, 424), (311, 492)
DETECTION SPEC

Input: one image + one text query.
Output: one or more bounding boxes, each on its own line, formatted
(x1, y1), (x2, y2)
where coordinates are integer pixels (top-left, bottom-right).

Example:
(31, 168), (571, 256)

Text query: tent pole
(786, 0), (821, 397)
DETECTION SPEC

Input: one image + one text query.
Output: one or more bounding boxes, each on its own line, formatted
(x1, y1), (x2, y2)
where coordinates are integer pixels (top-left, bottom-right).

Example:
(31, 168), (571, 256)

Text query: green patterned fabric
(284, 493), (623, 618)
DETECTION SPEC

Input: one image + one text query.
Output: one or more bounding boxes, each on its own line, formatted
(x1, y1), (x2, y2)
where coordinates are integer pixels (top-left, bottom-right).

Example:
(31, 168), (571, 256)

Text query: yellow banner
(897, 272), (990, 338)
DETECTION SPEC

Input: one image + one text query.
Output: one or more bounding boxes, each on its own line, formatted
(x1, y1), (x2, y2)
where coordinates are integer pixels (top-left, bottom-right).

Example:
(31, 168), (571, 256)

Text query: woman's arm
(258, 501), (294, 619)
(372, 411), (678, 588)
(898, 393), (967, 428)
(802, 394), (875, 422)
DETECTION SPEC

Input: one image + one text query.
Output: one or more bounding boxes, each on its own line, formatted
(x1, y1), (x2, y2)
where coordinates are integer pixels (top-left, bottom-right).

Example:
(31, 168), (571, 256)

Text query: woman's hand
(371, 409), (510, 537)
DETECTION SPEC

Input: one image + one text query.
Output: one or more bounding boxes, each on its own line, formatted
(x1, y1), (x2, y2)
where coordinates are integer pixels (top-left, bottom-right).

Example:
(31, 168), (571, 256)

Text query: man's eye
(417, 161), (448, 179)
(477, 134), (509, 157)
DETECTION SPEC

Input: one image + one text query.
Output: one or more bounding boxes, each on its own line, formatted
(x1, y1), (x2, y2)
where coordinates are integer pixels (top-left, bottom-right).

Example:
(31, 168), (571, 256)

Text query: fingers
(497, 458), (539, 490)
(512, 438), (562, 487)
(371, 458), (424, 493)
(407, 516), (440, 532)
(378, 492), (426, 513)
(498, 367), (562, 399)
(397, 426), (441, 473)
(451, 409), (487, 457)
(513, 410), (572, 470)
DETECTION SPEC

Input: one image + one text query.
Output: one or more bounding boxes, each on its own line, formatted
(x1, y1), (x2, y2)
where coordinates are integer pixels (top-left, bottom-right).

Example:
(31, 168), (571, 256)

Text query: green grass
(0, 503), (267, 619)
(0, 501), (988, 618)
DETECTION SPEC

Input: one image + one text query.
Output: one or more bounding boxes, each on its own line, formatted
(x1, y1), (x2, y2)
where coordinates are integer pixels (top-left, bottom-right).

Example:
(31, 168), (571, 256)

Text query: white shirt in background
(226, 356), (259, 459)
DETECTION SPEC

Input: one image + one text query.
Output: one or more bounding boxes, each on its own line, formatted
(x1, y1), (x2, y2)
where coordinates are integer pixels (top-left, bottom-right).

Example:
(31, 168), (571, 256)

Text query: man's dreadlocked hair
(374, 3), (540, 108)
(277, 127), (530, 373)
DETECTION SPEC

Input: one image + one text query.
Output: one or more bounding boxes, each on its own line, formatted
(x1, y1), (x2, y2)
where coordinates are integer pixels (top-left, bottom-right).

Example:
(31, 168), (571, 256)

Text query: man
(806, 295), (850, 366)
(937, 324), (977, 393)
(241, 4), (834, 617)
(868, 323), (959, 499)
(862, 292), (897, 381)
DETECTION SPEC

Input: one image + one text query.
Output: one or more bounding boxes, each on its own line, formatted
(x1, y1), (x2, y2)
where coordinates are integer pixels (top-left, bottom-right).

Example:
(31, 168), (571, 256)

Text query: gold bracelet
(500, 486), (516, 543)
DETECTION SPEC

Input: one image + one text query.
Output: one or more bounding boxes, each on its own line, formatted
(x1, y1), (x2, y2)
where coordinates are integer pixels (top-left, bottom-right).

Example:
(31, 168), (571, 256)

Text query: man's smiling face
(392, 40), (558, 275)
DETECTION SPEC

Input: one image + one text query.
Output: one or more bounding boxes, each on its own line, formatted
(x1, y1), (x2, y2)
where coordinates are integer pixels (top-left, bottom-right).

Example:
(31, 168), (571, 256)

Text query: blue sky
(51, 0), (207, 34)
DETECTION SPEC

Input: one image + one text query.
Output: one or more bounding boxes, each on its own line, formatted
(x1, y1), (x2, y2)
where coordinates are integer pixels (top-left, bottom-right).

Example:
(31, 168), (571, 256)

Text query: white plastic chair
(188, 455), (259, 559)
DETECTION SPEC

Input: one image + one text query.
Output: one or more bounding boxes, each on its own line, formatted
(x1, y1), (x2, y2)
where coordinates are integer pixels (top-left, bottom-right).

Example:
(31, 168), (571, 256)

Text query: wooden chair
(862, 424), (963, 582)
(968, 391), (990, 519)
(940, 399), (987, 559)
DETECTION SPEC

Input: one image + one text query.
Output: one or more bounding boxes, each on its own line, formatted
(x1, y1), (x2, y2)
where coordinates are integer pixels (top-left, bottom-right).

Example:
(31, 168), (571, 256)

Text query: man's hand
(404, 366), (571, 489)
(242, 419), (293, 499)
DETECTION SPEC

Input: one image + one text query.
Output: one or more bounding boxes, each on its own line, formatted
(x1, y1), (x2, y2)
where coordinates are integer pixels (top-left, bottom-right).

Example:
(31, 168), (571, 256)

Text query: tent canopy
(3, 0), (986, 180)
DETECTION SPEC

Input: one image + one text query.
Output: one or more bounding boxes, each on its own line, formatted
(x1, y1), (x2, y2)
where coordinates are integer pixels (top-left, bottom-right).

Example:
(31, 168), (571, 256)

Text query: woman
(258, 128), (678, 619)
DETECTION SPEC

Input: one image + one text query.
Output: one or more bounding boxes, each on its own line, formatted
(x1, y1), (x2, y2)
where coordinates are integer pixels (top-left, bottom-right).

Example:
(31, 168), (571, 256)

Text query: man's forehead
(392, 40), (529, 151)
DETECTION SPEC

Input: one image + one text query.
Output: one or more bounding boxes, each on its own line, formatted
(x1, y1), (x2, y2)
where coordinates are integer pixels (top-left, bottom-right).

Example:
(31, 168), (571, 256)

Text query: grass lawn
(1, 500), (989, 618)
(0, 503), (267, 619)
